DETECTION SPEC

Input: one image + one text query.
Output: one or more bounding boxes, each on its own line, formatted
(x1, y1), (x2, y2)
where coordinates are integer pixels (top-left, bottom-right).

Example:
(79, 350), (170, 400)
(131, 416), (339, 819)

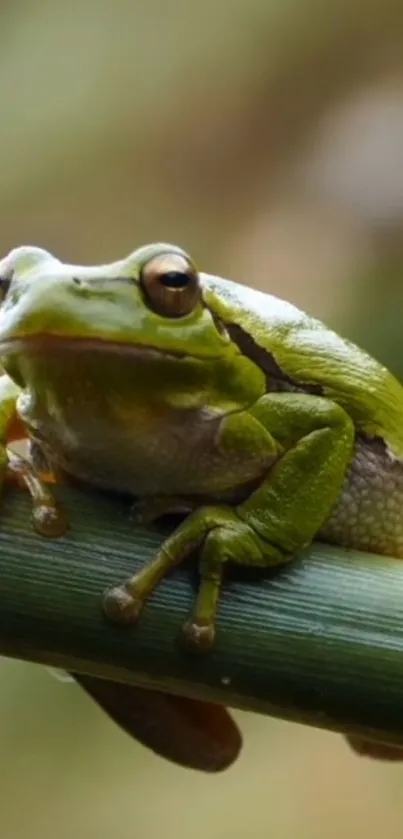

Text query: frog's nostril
(72, 277), (82, 286)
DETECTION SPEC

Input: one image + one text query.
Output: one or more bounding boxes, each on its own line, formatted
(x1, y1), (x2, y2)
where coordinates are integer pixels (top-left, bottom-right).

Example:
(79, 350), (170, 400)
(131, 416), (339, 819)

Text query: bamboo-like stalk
(1, 481), (403, 747)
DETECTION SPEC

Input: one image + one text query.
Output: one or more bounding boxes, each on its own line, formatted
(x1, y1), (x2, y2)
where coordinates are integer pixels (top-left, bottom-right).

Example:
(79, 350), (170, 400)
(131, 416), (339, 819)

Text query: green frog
(0, 241), (402, 769)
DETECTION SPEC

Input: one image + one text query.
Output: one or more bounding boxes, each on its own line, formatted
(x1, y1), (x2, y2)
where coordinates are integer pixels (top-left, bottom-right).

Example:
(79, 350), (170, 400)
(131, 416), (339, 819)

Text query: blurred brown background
(2, 0), (403, 836)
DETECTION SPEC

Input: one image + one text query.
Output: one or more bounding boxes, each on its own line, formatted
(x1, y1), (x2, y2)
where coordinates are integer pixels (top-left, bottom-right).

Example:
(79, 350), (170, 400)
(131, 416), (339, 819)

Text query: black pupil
(160, 271), (189, 289)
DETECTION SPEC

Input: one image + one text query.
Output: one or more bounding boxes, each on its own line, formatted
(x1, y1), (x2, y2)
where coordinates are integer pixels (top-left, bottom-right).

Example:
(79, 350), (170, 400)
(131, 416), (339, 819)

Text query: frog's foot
(181, 619), (216, 652)
(131, 496), (197, 526)
(105, 500), (201, 624)
(103, 582), (144, 625)
(103, 505), (273, 651)
(103, 572), (218, 648)
(6, 449), (67, 538)
(175, 530), (225, 651)
(103, 545), (173, 626)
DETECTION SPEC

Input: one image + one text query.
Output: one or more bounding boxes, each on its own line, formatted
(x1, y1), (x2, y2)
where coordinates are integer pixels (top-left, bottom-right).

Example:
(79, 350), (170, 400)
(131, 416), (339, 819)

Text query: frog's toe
(181, 618), (215, 652)
(32, 503), (68, 538)
(103, 584), (143, 625)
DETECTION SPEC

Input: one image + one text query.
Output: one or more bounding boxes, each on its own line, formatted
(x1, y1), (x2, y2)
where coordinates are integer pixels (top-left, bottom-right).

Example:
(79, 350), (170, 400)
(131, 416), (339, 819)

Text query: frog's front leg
(104, 394), (355, 650)
(0, 375), (66, 537)
(7, 450), (67, 536)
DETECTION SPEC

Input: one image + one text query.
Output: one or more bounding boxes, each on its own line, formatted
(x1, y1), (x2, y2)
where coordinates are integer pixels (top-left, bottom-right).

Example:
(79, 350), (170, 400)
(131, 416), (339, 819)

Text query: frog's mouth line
(0, 335), (220, 363)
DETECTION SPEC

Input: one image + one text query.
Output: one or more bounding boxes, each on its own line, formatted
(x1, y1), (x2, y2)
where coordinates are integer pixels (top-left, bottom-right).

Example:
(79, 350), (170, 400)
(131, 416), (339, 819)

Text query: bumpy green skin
(0, 242), (403, 651)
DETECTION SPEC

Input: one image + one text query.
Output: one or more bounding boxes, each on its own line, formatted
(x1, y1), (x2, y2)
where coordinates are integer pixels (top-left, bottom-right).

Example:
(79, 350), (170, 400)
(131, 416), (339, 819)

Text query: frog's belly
(320, 436), (403, 559)
(32, 407), (272, 500)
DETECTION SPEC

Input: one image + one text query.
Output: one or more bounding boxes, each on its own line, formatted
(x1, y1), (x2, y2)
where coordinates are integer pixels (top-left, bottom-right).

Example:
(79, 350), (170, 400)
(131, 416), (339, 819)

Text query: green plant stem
(1, 482), (403, 746)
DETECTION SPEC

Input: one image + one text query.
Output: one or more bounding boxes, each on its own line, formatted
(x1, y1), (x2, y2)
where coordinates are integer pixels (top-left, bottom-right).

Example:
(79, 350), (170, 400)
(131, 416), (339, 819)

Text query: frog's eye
(140, 253), (201, 317)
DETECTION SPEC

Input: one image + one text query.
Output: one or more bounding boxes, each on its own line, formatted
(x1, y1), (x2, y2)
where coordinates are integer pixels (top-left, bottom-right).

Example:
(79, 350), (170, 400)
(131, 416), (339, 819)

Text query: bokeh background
(2, 1), (403, 836)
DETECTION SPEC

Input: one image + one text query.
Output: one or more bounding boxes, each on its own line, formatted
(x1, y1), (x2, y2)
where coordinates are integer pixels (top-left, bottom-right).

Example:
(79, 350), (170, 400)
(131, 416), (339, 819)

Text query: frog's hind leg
(103, 505), (274, 650)
(104, 392), (354, 650)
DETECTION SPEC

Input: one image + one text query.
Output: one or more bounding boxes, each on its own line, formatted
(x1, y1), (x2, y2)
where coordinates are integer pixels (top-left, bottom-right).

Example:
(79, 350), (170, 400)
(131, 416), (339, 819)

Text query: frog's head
(0, 242), (269, 412)
(0, 242), (234, 360)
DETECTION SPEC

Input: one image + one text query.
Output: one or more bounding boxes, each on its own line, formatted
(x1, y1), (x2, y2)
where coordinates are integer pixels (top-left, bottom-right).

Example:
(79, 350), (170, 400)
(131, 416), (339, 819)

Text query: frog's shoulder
(202, 273), (403, 455)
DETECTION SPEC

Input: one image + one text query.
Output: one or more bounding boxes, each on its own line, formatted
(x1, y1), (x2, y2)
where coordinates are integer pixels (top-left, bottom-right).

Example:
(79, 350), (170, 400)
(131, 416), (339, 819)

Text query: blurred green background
(3, 0), (403, 836)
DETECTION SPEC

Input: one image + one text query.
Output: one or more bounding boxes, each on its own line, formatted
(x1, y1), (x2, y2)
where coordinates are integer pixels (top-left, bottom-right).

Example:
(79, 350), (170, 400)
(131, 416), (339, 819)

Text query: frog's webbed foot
(103, 505), (274, 652)
(6, 449), (67, 537)
(131, 495), (198, 526)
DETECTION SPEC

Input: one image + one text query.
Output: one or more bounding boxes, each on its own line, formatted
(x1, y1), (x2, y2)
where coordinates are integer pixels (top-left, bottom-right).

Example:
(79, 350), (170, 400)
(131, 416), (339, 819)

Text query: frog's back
(203, 273), (403, 457)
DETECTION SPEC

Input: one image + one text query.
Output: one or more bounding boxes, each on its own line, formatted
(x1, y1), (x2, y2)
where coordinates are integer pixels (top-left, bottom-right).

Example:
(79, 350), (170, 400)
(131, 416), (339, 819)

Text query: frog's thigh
(237, 392), (355, 552)
(174, 397), (355, 649)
